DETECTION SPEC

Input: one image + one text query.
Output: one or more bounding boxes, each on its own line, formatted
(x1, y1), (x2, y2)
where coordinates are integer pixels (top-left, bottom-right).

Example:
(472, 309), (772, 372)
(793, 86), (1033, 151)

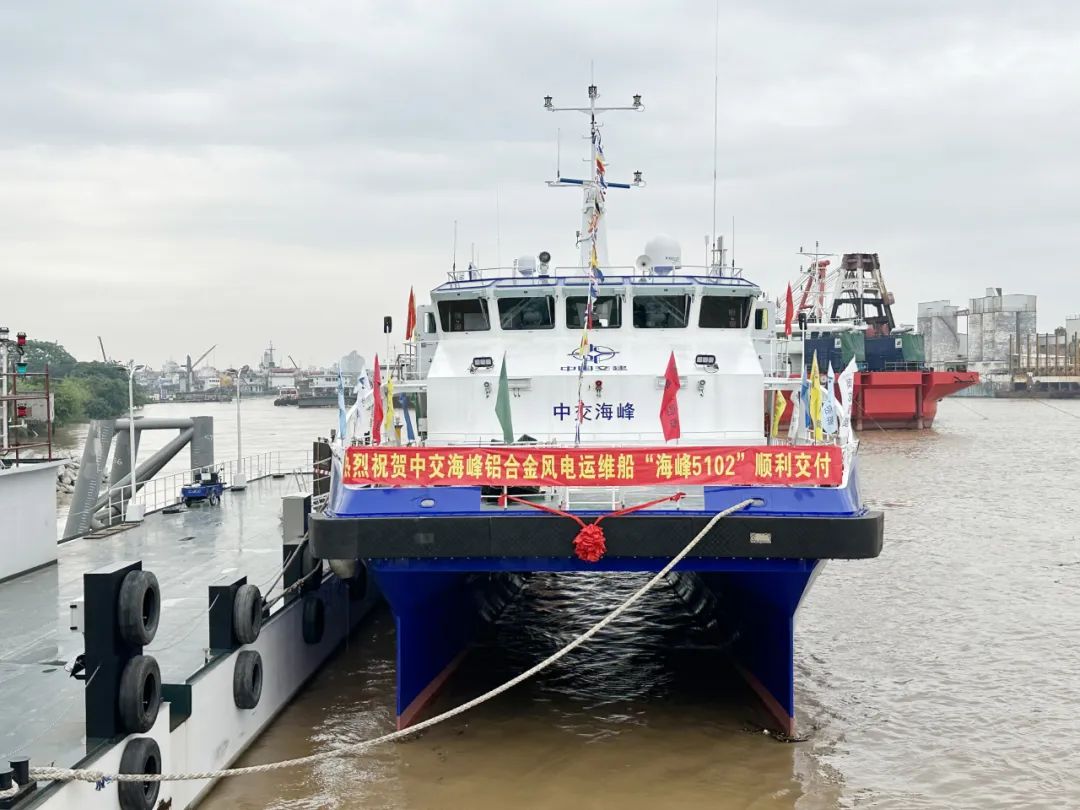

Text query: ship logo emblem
(569, 344), (617, 364)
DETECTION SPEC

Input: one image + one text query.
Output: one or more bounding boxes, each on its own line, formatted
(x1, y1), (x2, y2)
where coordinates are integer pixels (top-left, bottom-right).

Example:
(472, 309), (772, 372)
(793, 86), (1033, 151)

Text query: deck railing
(101, 449), (317, 521)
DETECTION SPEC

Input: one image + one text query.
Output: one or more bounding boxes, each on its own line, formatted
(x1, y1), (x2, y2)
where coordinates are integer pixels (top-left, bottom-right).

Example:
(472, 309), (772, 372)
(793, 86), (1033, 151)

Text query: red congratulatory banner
(342, 445), (842, 488)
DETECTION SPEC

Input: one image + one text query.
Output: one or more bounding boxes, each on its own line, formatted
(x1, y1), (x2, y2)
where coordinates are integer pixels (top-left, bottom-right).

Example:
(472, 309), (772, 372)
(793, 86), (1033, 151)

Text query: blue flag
(801, 370), (811, 430)
(398, 393), (416, 442)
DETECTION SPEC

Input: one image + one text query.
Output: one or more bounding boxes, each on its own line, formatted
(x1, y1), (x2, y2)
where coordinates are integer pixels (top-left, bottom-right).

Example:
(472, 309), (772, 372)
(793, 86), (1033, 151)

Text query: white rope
(1, 499), (752, 794)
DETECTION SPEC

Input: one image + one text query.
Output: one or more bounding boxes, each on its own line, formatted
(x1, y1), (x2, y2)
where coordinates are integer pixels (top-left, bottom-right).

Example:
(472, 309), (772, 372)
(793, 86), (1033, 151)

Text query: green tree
(22, 340), (78, 377)
(53, 378), (91, 424)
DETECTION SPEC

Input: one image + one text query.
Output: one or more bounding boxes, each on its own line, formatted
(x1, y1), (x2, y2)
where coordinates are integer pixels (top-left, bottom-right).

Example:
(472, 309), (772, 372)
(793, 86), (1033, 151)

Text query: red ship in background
(775, 252), (979, 430)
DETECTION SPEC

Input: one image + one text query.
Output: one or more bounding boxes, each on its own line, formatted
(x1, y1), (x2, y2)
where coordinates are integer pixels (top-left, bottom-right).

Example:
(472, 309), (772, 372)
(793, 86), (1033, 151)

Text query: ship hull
(778, 370), (979, 430)
(312, 478), (881, 735)
(297, 395), (339, 408)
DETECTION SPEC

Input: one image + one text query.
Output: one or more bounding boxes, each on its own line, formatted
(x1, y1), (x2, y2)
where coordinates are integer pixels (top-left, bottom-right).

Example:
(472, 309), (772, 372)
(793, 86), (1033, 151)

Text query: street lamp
(227, 367), (246, 491)
(125, 361), (145, 523)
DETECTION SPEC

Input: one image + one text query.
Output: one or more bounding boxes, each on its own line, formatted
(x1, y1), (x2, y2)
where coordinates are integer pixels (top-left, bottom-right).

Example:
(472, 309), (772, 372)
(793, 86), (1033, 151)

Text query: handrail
(100, 449), (317, 526)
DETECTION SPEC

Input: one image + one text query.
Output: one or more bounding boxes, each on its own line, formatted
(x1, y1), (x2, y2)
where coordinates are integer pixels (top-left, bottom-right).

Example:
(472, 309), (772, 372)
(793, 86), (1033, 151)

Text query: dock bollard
(0, 757), (37, 808)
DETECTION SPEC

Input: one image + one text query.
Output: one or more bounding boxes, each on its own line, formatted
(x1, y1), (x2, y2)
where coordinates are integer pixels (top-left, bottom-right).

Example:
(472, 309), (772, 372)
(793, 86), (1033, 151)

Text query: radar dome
(516, 255), (536, 276)
(643, 235), (681, 274)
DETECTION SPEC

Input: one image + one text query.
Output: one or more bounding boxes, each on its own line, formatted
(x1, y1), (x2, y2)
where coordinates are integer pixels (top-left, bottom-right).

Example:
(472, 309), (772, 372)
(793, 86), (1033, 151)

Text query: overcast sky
(4, 1), (1079, 369)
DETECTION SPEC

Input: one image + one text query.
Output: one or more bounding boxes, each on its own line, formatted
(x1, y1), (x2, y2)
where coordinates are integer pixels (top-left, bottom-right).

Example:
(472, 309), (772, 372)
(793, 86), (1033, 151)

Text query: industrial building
(919, 288), (1080, 397)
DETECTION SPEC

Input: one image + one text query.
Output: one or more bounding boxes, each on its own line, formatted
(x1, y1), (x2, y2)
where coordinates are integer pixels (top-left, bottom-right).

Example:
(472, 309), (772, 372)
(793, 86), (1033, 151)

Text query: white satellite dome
(516, 255), (537, 276)
(643, 235), (681, 274)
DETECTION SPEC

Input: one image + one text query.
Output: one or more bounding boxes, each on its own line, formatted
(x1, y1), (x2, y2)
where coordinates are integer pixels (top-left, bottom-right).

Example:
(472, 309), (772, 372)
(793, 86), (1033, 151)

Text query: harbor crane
(287, 355), (300, 369)
(97, 336), (108, 363)
(184, 344), (216, 393)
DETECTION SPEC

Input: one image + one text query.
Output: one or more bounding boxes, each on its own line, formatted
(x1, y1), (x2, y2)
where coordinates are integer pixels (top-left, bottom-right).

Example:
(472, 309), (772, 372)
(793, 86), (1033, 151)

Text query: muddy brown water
(66, 398), (1079, 809)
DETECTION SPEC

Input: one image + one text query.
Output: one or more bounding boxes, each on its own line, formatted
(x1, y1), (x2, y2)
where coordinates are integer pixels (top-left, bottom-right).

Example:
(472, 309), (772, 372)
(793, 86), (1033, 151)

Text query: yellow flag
(771, 388), (787, 439)
(809, 351), (822, 442)
(384, 374), (395, 432)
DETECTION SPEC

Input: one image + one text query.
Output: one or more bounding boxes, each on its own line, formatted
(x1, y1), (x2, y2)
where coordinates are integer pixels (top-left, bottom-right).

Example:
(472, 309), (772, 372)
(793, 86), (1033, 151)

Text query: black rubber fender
(117, 570), (161, 647)
(118, 736), (161, 810)
(301, 593), (325, 645)
(347, 562), (368, 602)
(118, 654), (161, 733)
(232, 583), (263, 645)
(233, 649), (263, 710)
(300, 542), (322, 594)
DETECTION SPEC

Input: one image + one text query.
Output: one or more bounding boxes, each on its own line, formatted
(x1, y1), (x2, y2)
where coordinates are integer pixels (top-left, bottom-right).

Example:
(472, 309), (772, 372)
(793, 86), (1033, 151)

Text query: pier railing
(100, 449), (317, 522)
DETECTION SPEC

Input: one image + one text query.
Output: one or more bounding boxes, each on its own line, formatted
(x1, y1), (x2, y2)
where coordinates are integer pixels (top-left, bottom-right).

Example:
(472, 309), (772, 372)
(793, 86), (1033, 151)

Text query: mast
(544, 84), (645, 271)
(544, 81), (644, 445)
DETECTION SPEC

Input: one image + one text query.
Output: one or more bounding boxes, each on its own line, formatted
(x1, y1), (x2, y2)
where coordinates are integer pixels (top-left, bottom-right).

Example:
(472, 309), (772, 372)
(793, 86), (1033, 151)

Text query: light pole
(125, 361), (145, 522)
(228, 367), (246, 490)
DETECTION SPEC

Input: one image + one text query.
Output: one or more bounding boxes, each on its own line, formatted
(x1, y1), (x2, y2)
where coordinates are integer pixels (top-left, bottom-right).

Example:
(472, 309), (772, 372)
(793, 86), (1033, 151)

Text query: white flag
(822, 362), (838, 434)
(838, 358), (858, 441)
(787, 388), (803, 441)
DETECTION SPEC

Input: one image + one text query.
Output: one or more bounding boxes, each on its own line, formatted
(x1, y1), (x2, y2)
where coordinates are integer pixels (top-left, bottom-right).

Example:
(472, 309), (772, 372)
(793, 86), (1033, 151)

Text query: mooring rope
(0, 499), (753, 796)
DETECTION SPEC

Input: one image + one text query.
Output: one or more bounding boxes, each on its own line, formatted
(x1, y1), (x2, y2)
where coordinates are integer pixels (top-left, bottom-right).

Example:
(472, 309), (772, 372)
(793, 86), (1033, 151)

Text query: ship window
(566, 295), (621, 329)
(633, 295), (690, 328)
(699, 295), (752, 328)
(497, 296), (555, 330)
(424, 312), (437, 334)
(438, 298), (490, 332)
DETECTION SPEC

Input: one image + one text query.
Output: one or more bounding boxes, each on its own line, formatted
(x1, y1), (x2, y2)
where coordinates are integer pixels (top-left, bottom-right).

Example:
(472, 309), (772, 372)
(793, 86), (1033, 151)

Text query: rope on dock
(0, 498), (754, 796)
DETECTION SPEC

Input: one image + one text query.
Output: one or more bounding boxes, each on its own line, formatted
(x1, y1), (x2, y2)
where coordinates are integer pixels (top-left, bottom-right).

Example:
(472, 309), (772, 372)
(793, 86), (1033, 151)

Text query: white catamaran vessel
(316, 84), (883, 735)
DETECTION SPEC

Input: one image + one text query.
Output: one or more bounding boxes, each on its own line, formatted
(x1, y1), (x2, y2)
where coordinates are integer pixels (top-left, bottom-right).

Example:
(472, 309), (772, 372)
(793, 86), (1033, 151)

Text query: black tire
(233, 649), (263, 710)
(232, 584), (263, 645)
(301, 593), (325, 645)
(118, 654), (161, 733)
(183, 498), (193, 507)
(300, 542), (322, 594)
(118, 570), (160, 647)
(347, 562), (368, 602)
(118, 736), (161, 810)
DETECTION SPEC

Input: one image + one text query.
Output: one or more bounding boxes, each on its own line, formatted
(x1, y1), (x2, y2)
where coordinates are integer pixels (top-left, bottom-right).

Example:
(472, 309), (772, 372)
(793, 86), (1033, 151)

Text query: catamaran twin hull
(310, 444), (883, 736)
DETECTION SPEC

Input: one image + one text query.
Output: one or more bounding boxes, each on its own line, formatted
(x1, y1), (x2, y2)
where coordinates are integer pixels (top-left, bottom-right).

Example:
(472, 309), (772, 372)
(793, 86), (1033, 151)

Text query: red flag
(784, 282), (794, 337)
(371, 354), (383, 445)
(660, 351), (681, 441)
(405, 287), (417, 341)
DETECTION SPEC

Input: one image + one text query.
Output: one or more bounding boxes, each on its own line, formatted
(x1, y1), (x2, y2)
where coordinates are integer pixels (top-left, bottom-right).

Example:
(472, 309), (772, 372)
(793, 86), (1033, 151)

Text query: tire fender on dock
(232, 583), (263, 645)
(117, 570), (161, 647)
(118, 736), (161, 810)
(233, 649), (264, 710)
(118, 655), (161, 734)
(301, 593), (325, 645)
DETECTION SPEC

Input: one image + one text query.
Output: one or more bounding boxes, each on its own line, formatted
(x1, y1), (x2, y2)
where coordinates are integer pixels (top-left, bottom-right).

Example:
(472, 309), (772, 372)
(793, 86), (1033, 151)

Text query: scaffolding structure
(1, 323), (54, 466)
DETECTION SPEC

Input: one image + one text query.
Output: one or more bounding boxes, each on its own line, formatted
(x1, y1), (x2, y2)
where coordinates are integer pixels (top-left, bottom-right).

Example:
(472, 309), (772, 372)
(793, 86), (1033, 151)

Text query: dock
(0, 472), (377, 809)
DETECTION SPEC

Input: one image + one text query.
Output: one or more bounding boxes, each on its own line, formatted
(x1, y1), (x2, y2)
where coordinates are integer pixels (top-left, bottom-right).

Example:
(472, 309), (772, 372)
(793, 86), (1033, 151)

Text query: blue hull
(373, 557), (820, 733)
(312, 458), (881, 734)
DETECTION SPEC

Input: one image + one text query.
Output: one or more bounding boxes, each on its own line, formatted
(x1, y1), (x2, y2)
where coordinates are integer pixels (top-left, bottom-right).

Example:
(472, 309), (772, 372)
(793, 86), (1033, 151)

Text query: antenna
(452, 220), (458, 275)
(731, 215), (735, 273)
(555, 128), (561, 180)
(711, 0), (720, 253)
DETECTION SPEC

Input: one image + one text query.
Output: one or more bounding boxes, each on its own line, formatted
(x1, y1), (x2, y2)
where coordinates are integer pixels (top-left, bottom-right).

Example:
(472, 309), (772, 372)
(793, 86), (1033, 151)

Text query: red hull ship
(776, 253), (978, 430)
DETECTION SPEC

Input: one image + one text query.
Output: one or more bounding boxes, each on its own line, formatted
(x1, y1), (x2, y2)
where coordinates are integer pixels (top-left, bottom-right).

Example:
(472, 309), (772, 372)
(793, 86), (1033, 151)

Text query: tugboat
(310, 85), (883, 736)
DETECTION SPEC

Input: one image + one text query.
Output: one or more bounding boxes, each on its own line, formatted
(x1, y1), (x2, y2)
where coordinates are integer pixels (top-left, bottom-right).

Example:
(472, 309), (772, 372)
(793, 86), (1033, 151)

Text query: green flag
(495, 353), (514, 444)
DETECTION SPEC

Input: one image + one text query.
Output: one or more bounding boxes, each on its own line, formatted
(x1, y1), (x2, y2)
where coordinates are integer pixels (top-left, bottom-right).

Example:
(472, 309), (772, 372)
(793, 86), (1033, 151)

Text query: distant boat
(273, 388), (299, 406)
